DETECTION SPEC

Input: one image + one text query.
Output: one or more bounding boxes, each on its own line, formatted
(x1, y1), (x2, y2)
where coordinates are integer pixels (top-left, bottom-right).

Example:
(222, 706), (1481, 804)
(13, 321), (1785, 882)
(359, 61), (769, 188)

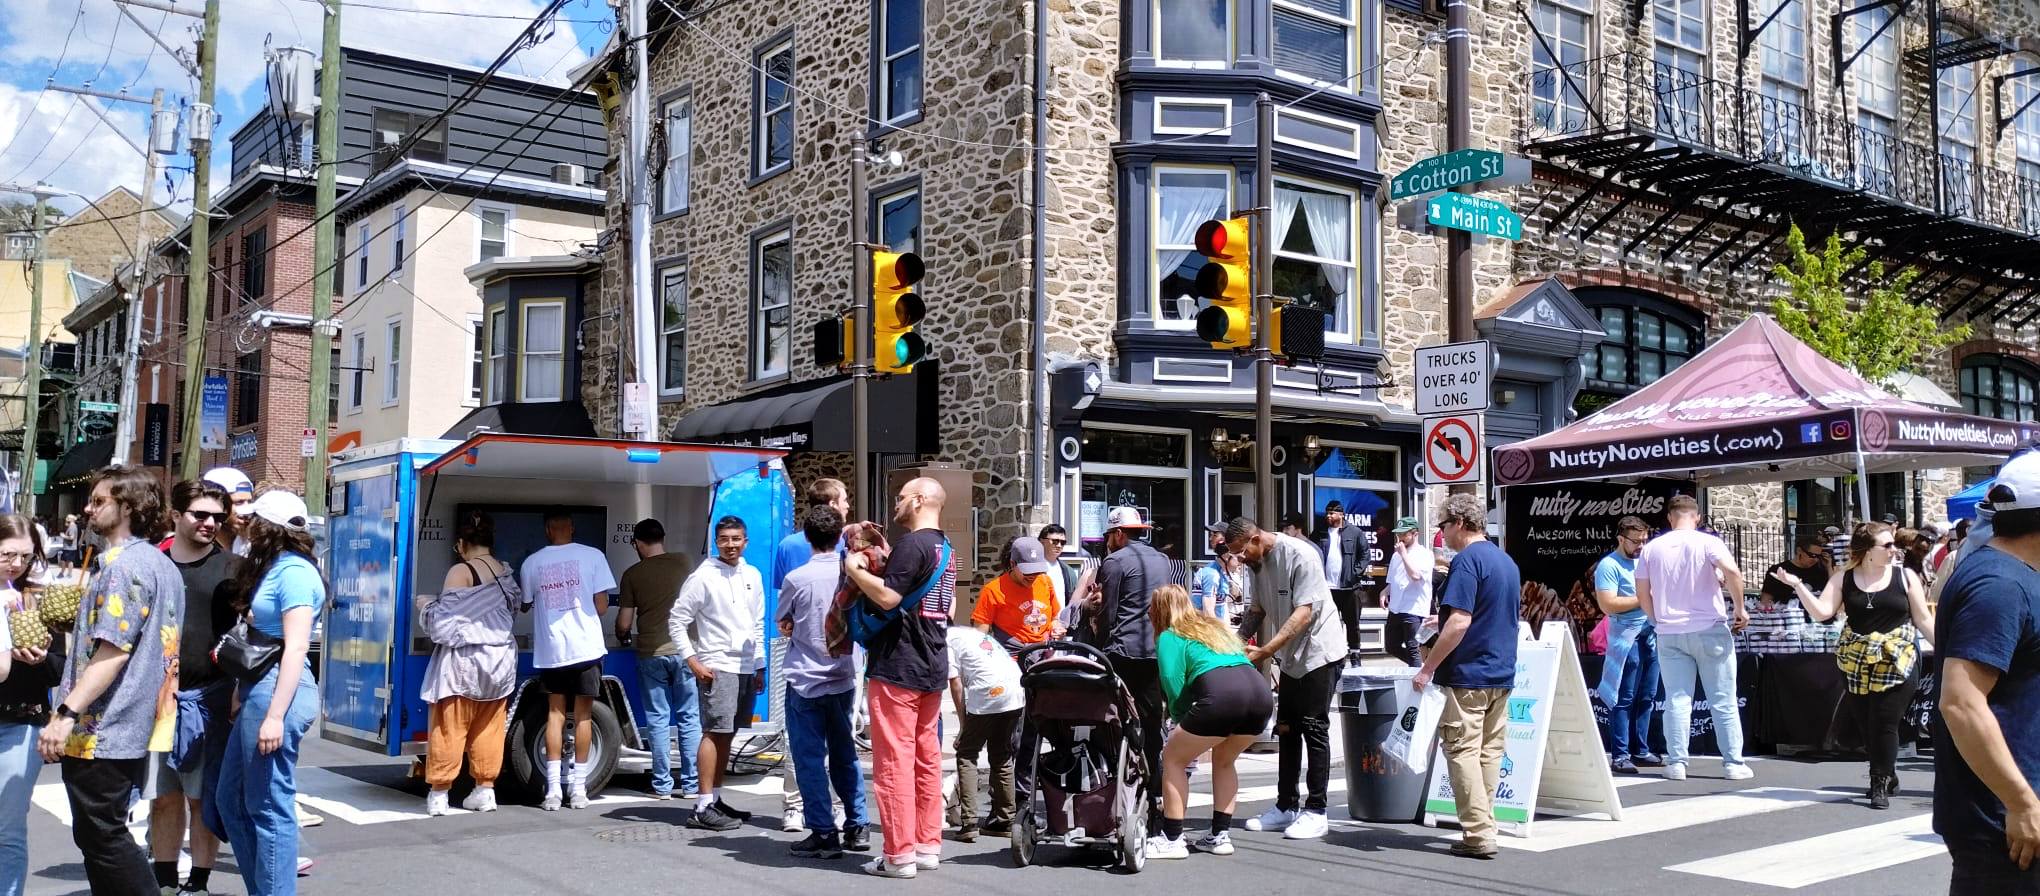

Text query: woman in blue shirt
(213, 490), (324, 896)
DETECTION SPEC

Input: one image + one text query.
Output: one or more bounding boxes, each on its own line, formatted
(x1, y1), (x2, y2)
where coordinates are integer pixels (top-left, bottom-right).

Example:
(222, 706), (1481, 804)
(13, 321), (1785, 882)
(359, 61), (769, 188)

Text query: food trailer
(317, 434), (792, 800)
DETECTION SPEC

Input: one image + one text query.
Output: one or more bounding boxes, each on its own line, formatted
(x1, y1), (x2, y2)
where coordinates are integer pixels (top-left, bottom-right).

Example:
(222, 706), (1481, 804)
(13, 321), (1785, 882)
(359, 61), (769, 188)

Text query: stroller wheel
(1011, 807), (1038, 868)
(1120, 806), (1147, 873)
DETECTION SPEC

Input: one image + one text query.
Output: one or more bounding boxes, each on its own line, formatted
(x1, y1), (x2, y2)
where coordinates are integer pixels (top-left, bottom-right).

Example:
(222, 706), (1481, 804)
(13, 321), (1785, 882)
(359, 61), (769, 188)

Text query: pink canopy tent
(1492, 314), (2031, 492)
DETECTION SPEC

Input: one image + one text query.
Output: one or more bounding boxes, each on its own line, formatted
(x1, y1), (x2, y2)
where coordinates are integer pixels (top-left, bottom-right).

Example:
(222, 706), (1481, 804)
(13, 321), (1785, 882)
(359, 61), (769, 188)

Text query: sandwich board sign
(1421, 621), (1622, 837)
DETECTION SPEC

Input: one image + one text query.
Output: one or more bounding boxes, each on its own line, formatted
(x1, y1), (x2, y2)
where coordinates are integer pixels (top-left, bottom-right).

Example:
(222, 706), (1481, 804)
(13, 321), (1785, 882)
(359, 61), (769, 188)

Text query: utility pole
(177, 0), (220, 481)
(1253, 93), (1275, 527)
(850, 142), (872, 521)
(623, 0), (655, 439)
(82, 87), (166, 467)
(1444, 0), (1476, 496)
(305, 0), (341, 517)
(18, 193), (53, 512)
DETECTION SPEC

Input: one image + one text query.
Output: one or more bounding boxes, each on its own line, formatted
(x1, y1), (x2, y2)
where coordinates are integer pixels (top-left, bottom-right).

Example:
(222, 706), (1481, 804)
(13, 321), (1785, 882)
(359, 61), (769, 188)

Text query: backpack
(847, 539), (951, 648)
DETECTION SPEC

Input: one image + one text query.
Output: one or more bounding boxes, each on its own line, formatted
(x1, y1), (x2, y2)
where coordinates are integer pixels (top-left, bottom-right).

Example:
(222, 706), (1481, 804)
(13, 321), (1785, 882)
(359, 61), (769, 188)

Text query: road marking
(1491, 787), (1832, 852)
(1664, 813), (1944, 889)
(292, 767), (656, 825)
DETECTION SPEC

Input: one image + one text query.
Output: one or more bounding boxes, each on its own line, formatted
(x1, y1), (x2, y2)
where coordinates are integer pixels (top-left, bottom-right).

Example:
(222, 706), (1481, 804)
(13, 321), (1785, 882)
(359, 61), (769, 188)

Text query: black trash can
(1336, 668), (1429, 823)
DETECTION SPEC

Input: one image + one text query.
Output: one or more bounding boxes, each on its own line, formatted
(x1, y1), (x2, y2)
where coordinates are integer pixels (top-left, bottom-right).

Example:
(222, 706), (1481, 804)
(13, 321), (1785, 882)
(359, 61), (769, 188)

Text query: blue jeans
(0, 723), (40, 896)
(783, 686), (868, 834)
(1658, 624), (1746, 768)
(637, 654), (701, 796)
(1608, 628), (1660, 759)
(216, 665), (317, 896)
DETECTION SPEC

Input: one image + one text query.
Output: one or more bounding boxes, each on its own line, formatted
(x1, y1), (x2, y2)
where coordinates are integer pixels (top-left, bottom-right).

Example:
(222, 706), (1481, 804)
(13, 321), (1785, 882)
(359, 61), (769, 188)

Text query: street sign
(1423, 415), (1482, 484)
(1390, 149), (1528, 199)
(1426, 193), (1524, 241)
(78, 400), (118, 414)
(1414, 340), (1494, 416)
(301, 428), (317, 458)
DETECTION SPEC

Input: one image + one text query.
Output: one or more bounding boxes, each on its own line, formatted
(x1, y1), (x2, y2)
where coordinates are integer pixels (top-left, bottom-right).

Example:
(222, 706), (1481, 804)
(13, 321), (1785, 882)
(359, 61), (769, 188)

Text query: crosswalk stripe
(290, 767), (658, 825)
(1488, 787), (1834, 853)
(1664, 813), (1943, 889)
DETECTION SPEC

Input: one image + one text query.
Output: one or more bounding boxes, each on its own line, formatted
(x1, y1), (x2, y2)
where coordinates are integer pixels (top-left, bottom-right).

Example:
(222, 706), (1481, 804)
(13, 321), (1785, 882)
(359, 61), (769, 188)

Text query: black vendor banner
(1503, 478), (1692, 652)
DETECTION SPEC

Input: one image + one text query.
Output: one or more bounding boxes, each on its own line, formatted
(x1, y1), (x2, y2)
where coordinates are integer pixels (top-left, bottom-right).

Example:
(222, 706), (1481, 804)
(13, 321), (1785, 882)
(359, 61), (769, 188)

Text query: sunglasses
(184, 510), (231, 525)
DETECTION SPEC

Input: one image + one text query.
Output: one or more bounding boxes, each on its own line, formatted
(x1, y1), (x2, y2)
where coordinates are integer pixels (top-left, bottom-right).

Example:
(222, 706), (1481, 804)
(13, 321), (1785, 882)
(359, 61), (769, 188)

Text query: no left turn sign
(1424, 415), (1482, 483)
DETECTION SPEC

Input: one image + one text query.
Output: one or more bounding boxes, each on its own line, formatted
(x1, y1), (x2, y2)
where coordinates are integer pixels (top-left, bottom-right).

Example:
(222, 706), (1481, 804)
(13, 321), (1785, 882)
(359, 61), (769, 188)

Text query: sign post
(79, 400), (119, 415)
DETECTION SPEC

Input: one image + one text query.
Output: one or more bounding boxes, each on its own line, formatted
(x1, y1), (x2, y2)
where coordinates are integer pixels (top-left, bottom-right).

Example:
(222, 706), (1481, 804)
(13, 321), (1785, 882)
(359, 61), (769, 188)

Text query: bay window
(1274, 0), (1355, 88)
(1272, 177), (1356, 341)
(1153, 166), (1233, 325)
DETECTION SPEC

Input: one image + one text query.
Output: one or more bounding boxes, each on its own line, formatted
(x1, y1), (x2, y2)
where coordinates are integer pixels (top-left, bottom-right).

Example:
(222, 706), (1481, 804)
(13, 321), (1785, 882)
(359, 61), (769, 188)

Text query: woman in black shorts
(1145, 584), (1273, 860)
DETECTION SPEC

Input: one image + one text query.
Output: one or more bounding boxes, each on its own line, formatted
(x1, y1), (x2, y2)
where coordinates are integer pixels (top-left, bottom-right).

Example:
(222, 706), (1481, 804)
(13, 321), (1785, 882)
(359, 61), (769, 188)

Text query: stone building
(42, 188), (179, 283)
(587, 0), (2040, 587)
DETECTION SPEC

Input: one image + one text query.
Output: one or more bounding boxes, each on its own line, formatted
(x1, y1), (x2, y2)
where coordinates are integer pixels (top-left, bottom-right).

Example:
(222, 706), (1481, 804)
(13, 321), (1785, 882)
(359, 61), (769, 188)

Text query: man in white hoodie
(674, 515), (767, 831)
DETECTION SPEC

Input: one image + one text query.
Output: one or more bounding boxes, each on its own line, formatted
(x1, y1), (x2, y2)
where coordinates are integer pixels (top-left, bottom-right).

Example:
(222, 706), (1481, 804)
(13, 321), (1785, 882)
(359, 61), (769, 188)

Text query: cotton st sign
(1389, 149), (1529, 200)
(1414, 339), (1494, 416)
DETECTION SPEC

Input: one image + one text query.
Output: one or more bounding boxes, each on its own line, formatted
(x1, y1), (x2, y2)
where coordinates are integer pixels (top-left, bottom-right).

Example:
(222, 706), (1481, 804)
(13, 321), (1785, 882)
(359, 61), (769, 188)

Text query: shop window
(1960, 355), (2040, 422)
(1584, 302), (1701, 392)
(1082, 427), (1187, 467)
(1078, 426), (1191, 564)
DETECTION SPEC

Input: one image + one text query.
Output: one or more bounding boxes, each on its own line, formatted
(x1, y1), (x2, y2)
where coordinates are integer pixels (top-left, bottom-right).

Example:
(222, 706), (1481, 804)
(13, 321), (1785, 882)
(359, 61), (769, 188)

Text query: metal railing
(1719, 524), (1792, 583)
(1523, 53), (2040, 236)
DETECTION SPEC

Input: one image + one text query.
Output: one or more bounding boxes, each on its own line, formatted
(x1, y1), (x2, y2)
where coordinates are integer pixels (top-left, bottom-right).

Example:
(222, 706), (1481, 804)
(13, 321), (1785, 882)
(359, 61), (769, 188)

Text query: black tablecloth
(1582, 650), (1938, 757)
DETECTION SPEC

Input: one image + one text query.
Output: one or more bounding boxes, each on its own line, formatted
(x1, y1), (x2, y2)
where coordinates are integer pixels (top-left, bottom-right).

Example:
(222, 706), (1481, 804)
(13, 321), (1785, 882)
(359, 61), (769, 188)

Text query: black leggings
(1853, 670), (1920, 780)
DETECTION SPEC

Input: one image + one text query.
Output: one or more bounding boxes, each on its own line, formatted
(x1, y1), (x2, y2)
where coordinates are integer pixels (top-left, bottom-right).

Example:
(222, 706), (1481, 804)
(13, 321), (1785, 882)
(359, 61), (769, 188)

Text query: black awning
(51, 435), (114, 485)
(669, 364), (934, 454)
(440, 401), (598, 440)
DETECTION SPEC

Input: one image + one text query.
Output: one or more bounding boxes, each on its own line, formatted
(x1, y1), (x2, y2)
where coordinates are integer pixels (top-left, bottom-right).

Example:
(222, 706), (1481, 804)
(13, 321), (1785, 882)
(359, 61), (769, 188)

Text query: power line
(284, 0), (607, 23)
(0, 0), (90, 166)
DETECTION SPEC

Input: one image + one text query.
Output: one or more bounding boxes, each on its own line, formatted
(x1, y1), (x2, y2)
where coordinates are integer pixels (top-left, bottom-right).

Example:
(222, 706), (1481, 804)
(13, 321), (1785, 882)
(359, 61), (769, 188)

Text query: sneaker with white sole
(540, 790), (562, 811)
(1723, 763), (1755, 781)
(425, 790), (450, 817)
(296, 805), (324, 828)
(1282, 811), (1329, 840)
(1245, 807), (1298, 832)
(914, 853), (940, 871)
(461, 787), (497, 813)
(1145, 835), (1189, 859)
(1192, 831), (1235, 855)
(863, 859), (917, 879)
(783, 808), (806, 833)
(569, 787), (590, 809)
(1662, 762), (1688, 781)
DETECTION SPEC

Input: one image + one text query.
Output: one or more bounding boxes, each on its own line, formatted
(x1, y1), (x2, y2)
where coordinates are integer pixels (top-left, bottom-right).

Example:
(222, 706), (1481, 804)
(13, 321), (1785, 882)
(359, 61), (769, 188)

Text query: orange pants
(426, 696), (507, 789)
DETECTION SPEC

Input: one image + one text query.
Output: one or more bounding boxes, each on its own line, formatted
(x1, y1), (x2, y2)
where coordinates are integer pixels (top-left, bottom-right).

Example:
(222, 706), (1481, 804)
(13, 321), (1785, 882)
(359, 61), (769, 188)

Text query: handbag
(212, 619), (284, 684)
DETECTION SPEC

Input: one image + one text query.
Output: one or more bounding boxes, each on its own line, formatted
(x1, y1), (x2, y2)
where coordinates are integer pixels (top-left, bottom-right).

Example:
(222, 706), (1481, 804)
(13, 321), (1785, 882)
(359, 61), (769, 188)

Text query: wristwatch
(54, 704), (80, 721)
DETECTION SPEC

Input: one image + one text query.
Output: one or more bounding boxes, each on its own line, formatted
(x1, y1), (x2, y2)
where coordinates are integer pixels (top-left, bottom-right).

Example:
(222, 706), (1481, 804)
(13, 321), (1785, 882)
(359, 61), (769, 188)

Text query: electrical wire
(0, 0), (89, 167)
(285, 0), (608, 24)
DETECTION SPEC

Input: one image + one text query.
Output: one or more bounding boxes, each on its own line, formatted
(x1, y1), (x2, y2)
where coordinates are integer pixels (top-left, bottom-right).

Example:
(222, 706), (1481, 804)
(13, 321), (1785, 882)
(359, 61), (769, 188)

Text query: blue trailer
(317, 433), (793, 799)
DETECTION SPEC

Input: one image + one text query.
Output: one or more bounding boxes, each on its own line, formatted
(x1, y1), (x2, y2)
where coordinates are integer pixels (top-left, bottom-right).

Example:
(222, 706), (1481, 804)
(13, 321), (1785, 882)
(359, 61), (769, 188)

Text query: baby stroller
(1010, 640), (1150, 873)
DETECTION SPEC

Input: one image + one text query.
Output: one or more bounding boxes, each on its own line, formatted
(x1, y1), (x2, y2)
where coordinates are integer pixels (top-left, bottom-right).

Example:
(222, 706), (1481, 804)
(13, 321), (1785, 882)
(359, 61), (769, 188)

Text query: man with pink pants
(846, 477), (957, 878)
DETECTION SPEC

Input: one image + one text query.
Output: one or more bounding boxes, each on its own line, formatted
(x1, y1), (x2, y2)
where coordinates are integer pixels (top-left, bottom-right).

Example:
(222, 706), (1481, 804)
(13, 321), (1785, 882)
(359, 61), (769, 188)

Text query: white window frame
(1154, 0), (1233, 69)
(355, 223), (370, 288)
(391, 204), (407, 273)
(1273, 173), (1361, 344)
(658, 264), (687, 397)
(660, 95), (691, 215)
(347, 332), (365, 413)
(878, 0), (923, 121)
(519, 300), (567, 403)
(1273, 0), (1357, 91)
(1854, 7), (1900, 119)
(476, 204), (511, 262)
(382, 318), (403, 407)
(1274, 106), (1363, 158)
(1529, 0), (1594, 130)
(485, 306), (509, 405)
(754, 39), (795, 179)
(876, 188), (920, 253)
(1150, 163), (1234, 330)
(465, 313), (484, 407)
(1153, 97), (1234, 136)
(751, 229), (793, 381)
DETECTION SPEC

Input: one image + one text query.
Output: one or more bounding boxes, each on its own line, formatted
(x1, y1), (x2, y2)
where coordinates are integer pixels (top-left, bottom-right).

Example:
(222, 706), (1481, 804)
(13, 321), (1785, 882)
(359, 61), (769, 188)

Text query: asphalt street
(20, 723), (1953, 896)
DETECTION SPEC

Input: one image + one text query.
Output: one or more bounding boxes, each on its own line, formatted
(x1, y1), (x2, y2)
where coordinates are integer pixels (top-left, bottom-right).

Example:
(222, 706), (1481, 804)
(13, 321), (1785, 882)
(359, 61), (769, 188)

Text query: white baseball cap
(1991, 452), (2040, 513)
(1105, 506), (1151, 530)
(249, 490), (311, 531)
(202, 467), (255, 499)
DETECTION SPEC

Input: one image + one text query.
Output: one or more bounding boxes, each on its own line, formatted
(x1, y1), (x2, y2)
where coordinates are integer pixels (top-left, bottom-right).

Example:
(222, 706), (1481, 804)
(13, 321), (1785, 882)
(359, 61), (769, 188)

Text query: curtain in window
(1297, 189), (1349, 327)
(1156, 179), (1228, 309)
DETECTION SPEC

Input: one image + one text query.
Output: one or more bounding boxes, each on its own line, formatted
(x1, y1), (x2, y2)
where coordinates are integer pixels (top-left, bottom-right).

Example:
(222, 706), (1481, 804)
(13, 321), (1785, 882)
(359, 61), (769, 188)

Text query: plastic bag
(1384, 680), (1447, 774)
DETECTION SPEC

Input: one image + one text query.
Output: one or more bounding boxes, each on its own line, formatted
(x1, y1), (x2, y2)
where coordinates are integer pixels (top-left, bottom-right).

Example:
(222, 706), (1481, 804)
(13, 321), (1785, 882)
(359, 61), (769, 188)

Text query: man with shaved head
(846, 478), (957, 878)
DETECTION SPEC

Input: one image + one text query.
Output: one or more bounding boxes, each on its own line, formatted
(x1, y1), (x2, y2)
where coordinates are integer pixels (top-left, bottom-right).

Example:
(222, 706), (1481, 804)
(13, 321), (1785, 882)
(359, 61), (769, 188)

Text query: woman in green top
(1145, 584), (1275, 860)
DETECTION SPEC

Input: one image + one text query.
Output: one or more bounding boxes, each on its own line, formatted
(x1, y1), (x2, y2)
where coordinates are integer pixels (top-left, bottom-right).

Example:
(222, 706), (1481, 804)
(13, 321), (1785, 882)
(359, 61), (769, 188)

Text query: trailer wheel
(504, 698), (625, 803)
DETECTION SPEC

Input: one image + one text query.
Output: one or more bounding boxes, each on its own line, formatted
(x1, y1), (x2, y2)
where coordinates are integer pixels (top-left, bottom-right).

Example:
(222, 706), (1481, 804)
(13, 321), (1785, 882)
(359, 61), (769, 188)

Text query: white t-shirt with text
(521, 542), (618, 669)
(945, 626), (1024, 715)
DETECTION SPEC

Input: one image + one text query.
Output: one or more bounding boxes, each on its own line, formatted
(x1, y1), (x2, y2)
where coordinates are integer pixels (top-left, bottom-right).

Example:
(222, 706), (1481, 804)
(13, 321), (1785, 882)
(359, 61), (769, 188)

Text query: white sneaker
(1723, 763), (1756, 781)
(1145, 835), (1189, 859)
(914, 853), (940, 871)
(783, 808), (806, 832)
(540, 790), (562, 811)
(425, 790), (450, 817)
(1662, 762), (1688, 781)
(569, 787), (590, 809)
(1245, 807), (1298, 832)
(1193, 831), (1235, 855)
(296, 805), (324, 827)
(863, 858), (917, 879)
(461, 787), (497, 813)
(1282, 810), (1329, 840)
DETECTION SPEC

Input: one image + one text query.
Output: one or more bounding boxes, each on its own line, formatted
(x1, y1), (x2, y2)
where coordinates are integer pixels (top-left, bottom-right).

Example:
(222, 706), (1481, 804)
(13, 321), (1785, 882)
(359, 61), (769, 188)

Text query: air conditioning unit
(552, 162), (585, 186)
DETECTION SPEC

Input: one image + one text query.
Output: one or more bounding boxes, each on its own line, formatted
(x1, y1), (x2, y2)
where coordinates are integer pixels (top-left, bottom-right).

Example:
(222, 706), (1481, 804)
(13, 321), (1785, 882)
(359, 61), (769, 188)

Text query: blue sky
(0, 0), (608, 215)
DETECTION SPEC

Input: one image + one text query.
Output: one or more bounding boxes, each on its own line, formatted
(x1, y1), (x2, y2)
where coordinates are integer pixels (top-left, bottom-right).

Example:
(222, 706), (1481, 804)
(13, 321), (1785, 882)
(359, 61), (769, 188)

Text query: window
(1587, 304), (1700, 390)
(1274, 108), (1361, 157)
(1078, 426), (1190, 563)
(370, 107), (447, 164)
(2012, 54), (2040, 231)
(660, 96), (691, 214)
(1652, 0), (1707, 142)
(751, 229), (792, 380)
(877, 189), (920, 254)
(1961, 356), (2040, 422)
(477, 207), (508, 261)
(233, 351), (261, 427)
(486, 307), (508, 404)
(329, 345), (341, 422)
(1156, 0), (1229, 67)
(240, 227), (267, 301)
(1529, 0), (1593, 134)
(355, 224), (370, 288)
(334, 226), (347, 296)
(383, 320), (402, 405)
(1273, 0), (1354, 88)
(391, 205), (407, 271)
(657, 266), (688, 396)
(349, 332), (365, 410)
(1154, 98), (1232, 135)
(878, 0), (922, 120)
(754, 40), (795, 178)
(1756, 0), (1808, 164)
(1939, 31), (1981, 218)
(1855, 8), (1901, 195)
(467, 315), (484, 406)
(1152, 166), (1232, 325)
(1273, 177), (1357, 341)
(519, 302), (565, 402)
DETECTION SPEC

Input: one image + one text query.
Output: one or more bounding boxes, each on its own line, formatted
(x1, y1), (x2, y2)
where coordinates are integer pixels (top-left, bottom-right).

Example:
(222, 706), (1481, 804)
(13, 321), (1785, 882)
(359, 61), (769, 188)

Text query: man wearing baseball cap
(971, 537), (1062, 653)
(1096, 507), (1177, 824)
(202, 468), (257, 558)
(1385, 517), (1433, 667)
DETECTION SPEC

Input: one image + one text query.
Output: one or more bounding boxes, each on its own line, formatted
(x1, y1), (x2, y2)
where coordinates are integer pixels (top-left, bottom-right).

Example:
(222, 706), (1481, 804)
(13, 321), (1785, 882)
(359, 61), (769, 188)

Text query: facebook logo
(1800, 422), (1824, 444)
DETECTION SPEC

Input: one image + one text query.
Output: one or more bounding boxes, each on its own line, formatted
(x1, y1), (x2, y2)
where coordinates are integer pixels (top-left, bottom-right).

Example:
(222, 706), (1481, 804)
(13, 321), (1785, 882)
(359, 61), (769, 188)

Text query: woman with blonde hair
(1143, 583), (1272, 860)
(1771, 521), (1935, 810)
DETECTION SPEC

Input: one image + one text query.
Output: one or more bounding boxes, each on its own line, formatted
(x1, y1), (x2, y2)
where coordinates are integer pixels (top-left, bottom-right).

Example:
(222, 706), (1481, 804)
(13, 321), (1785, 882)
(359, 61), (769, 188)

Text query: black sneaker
(1611, 756), (1639, 775)
(980, 820), (1012, 837)
(792, 831), (844, 859)
(688, 805), (742, 832)
(843, 823), (872, 852)
(954, 826), (979, 843)
(714, 799), (753, 821)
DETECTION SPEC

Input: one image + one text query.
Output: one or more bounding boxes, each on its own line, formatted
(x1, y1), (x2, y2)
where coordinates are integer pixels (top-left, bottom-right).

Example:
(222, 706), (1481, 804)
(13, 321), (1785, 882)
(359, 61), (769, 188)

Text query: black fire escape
(1521, 0), (2040, 326)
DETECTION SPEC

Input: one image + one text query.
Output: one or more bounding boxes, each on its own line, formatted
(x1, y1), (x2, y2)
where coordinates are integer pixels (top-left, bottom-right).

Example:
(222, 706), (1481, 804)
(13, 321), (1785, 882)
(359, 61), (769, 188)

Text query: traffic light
(1193, 217), (1253, 350)
(1272, 303), (1326, 360)
(872, 250), (927, 374)
(813, 314), (853, 369)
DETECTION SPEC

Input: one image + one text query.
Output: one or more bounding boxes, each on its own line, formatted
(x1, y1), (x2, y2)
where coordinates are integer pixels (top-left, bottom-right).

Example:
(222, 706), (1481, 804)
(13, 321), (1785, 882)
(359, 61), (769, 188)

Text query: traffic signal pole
(849, 143), (872, 521)
(1253, 93), (1276, 527)
(1445, 0), (1476, 496)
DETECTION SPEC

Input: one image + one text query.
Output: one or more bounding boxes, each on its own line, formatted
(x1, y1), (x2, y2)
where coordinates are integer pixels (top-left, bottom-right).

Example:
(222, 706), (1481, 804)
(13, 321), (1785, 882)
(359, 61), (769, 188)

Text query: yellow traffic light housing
(1193, 217), (1253, 350)
(873, 250), (927, 374)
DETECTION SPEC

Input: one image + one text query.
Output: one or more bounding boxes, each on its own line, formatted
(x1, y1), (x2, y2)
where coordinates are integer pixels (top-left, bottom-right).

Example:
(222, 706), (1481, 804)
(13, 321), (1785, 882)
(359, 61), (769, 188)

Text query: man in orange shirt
(972, 537), (1063, 653)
